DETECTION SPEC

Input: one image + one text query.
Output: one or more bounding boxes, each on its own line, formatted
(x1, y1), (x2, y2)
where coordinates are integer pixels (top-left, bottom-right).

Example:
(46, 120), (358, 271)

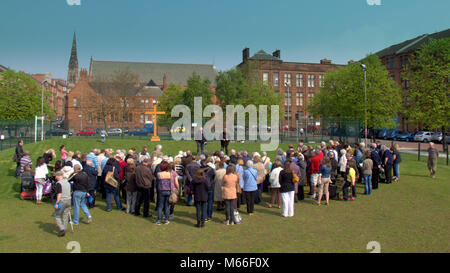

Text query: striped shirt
(20, 156), (33, 174)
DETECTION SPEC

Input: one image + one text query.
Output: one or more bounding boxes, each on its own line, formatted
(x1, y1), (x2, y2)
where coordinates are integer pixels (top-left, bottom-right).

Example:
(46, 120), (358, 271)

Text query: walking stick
(69, 210), (74, 233)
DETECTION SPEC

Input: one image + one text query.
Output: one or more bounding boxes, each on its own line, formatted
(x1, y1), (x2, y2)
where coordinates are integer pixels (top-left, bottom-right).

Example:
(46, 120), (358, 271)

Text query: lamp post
(284, 82), (291, 137)
(41, 80), (48, 141)
(361, 64), (367, 146)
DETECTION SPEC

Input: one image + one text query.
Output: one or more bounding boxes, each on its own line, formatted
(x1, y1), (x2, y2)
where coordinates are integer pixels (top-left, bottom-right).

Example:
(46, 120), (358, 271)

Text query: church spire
(67, 32), (79, 86)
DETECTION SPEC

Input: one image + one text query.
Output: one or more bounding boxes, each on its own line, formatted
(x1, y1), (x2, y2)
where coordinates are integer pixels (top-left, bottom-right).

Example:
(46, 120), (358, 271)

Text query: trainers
(155, 221), (161, 225)
(57, 230), (66, 237)
(223, 221), (230, 225)
(87, 216), (92, 224)
(164, 221), (170, 225)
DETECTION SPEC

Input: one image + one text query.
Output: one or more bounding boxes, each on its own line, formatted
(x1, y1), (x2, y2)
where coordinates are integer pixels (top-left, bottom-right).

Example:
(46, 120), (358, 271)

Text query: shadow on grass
(36, 221), (58, 235)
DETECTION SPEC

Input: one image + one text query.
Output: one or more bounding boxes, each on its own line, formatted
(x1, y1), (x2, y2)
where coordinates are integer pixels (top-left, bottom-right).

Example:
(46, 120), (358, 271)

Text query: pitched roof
(249, 50), (281, 61)
(0, 64), (9, 73)
(90, 60), (218, 87)
(87, 82), (162, 97)
(375, 28), (450, 58)
(137, 86), (163, 97)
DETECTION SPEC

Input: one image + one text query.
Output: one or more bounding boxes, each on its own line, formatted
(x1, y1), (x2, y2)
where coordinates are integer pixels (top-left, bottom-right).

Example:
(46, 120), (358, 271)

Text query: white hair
(340, 149), (347, 155)
(246, 160), (254, 168)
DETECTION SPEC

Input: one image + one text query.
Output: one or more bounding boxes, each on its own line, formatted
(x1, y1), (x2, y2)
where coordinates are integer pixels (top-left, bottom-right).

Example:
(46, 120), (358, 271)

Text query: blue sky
(1, 0), (449, 79)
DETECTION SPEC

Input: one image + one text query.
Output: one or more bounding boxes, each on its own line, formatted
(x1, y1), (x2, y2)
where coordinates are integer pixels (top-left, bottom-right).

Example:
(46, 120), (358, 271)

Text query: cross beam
(145, 103), (165, 142)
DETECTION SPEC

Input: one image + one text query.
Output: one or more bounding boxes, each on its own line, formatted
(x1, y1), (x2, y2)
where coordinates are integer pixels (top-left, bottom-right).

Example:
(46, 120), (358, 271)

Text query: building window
(141, 114), (150, 123)
(97, 113), (102, 123)
(401, 55), (409, 68)
(273, 73), (279, 87)
(296, 74), (304, 87)
(308, 92), (314, 101)
(308, 75), (315, 88)
(319, 75), (324, 87)
(88, 113), (93, 123)
(387, 57), (395, 69)
(73, 98), (78, 107)
(141, 99), (149, 108)
(284, 92), (291, 106)
(296, 92), (304, 106)
(284, 73), (291, 86)
(262, 72), (269, 85)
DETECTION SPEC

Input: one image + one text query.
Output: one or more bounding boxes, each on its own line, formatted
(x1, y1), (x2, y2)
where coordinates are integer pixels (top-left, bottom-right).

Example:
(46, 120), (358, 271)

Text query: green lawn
(0, 138), (449, 253)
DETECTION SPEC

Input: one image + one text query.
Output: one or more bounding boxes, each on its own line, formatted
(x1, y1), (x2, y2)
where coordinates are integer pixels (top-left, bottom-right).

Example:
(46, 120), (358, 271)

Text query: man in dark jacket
(134, 159), (154, 217)
(15, 140), (24, 178)
(370, 144), (382, 189)
(382, 146), (394, 184)
(184, 158), (200, 206)
(195, 127), (207, 155)
(83, 160), (98, 208)
(220, 129), (230, 155)
(200, 160), (215, 221)
(70, 164), (92, 224)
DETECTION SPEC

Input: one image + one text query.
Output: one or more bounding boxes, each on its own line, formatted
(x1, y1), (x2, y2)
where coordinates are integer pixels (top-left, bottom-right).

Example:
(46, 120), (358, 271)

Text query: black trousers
(297, 185), (304, 201)
(135, 188), (151, 217)
(224, 199), (235, 224)
(342, 182), (356, 200)
(196, 142), (204, 155)
(255, 183), (263, 204)
(385, 164), (393, 184)
(98, 176), (106, 199)
(221, 142), (229, 155)
(372, 168), (379, 189)
(15, 162), (21, 178)
(244, 191), (257, 213)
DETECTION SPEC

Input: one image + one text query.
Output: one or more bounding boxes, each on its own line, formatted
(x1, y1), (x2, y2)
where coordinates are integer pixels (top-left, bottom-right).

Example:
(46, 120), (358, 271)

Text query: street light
(360, 64), (367, 145)
(40, 80), (48, 141)
(284, 82), (291, 137)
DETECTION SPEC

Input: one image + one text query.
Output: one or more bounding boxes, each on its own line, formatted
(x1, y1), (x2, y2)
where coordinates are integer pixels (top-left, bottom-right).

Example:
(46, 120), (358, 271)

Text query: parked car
(405, 132), (419, 142)
(123, 127), (129, 135)
(76, 128), (95, 136)
(414, 131), (433, 143)
(107, 128), (123, 136)
(129, 123), (154, 136)
(377, 129), (389, 139)
(169, 126), (185, 133)
(445, 135), (450, 144)
(431, 132), (443, 143)
(45, 128), (70, 137)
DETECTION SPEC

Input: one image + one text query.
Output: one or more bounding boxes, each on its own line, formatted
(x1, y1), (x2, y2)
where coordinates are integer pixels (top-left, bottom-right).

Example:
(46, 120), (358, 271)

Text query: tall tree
(0, 70), (54, 120)
(158, 83), (185, 123)
(308, 54), (402, 129)
(404, 38), (450, 136)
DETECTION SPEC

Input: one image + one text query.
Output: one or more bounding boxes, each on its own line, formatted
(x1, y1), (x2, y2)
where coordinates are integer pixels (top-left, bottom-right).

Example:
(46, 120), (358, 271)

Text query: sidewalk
(400, 149), (448, 158)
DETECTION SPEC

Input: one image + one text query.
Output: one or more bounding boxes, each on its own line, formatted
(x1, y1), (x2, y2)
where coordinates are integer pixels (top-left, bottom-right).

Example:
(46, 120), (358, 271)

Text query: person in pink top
(60, 145), (67, 164)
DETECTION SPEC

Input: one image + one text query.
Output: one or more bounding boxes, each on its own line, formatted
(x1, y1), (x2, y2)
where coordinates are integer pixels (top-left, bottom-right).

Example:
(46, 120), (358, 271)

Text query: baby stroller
(42, 177), (57, 203)
(20, 174), (36, 200)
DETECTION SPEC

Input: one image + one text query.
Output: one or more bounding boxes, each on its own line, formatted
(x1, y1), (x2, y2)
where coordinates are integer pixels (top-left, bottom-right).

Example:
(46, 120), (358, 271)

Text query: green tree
(215, 68), (284, 120)
(0, 70), (54, 120)
(158, 83), (185, 123)
(404, 38), (450, 135)
(308, 54), (402, 129)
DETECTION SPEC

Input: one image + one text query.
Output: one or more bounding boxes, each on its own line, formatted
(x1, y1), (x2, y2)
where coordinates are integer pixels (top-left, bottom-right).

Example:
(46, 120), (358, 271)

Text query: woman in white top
(267, 160), (283, 208)
(34, 157), (48, 204)
(338, 149), (347, 178)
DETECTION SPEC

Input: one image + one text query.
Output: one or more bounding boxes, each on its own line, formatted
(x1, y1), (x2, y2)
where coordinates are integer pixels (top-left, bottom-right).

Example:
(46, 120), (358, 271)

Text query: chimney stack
(163, 73), (168, 90)
(273, 50), (280, 59)
(243, 48), (249, 62)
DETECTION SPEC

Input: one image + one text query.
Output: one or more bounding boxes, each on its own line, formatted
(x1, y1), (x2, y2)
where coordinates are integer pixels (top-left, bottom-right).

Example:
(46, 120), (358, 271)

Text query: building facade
(375, 28), (450, 131)
(31, 73), (68, 121)
(238, 48), (345, 129)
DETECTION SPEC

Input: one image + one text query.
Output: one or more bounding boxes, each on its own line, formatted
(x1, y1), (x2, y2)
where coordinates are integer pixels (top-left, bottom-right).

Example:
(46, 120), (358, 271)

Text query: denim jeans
(393, 163), (400, 178)
(195, 201), (207, 222)
(105, 184), (122, 211)
(73, 190), (91, 224)
(196, 142), (204, 155)
(186, 194), (193, 206)
(364, 174), (372, 195)
(207, 190), (214, 219)
(157, 191), (171, 221)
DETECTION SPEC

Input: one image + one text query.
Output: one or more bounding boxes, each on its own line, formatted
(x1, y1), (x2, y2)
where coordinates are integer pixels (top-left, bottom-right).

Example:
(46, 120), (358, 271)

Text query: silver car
(431, 132), (443, 143)
(414, 131), (433, 143)
(107, 128), (123, 136)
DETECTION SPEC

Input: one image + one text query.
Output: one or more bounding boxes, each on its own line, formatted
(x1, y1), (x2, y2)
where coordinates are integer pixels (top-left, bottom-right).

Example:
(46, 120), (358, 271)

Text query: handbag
(105, 167), (119, 188)
(233, 209), (242, 224)
(292, 171), (300, 184)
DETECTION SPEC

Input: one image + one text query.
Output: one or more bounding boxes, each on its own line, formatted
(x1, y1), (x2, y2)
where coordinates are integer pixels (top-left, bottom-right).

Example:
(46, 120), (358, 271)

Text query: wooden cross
(145, 102), (165, 142)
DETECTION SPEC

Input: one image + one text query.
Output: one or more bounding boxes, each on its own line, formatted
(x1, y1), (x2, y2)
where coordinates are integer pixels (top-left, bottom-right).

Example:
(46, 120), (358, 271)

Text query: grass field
(0, 138), (449, 253)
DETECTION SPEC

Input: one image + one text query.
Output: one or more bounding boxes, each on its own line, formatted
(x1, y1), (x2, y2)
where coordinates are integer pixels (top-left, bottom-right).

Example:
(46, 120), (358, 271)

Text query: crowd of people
(13, 138), (440, 237)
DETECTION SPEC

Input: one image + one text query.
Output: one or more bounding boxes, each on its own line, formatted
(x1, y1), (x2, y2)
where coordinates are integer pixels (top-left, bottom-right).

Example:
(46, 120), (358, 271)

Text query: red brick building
(238, 48), (345, 129)
(31, 73), (68, 120)
(375, 28), (450, 131)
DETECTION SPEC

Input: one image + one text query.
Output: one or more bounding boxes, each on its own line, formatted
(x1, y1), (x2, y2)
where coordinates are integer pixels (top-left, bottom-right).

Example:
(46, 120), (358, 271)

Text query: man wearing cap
(54, 171), (72, 237)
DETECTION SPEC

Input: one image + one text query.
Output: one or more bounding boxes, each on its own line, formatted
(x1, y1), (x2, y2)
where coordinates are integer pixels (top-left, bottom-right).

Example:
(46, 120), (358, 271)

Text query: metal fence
(0, 119), (54, 151)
